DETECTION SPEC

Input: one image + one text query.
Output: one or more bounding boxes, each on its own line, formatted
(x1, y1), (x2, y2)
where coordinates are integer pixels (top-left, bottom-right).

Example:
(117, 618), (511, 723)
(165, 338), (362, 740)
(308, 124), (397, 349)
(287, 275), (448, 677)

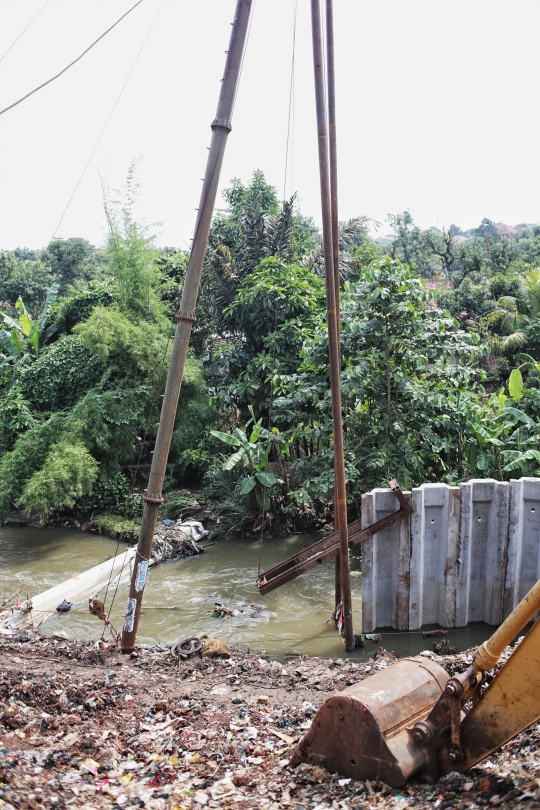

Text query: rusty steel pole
(310, 0), (354, 650)
(121, 0), (253, 652)
(326, 0), (342, 611)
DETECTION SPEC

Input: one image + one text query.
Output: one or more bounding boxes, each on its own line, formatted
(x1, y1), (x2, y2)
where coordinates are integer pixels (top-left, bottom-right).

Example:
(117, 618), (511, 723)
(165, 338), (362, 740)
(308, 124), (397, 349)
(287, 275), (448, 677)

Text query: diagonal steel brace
(257, 478), (413, 595)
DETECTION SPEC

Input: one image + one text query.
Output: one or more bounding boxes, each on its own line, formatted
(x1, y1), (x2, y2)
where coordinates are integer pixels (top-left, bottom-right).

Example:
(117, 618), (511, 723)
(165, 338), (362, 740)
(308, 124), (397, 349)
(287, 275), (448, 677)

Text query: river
(0, 525), (493, 659)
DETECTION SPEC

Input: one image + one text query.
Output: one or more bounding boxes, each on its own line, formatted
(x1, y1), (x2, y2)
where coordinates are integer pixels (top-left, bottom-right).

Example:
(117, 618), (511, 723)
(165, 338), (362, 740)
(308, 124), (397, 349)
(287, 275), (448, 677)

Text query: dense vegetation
(2, 167), (540, 534)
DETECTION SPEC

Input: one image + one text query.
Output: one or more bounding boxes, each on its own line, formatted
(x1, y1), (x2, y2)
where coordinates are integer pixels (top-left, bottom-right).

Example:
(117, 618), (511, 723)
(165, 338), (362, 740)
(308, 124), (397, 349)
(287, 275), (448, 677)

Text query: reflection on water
(0, 525), (493, 659)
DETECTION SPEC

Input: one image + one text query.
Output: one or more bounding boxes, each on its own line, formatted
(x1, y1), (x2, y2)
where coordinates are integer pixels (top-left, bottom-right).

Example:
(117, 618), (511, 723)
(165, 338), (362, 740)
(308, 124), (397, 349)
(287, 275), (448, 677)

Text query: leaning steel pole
(310, 0), (354, 650)
(121, 0), (253, 652)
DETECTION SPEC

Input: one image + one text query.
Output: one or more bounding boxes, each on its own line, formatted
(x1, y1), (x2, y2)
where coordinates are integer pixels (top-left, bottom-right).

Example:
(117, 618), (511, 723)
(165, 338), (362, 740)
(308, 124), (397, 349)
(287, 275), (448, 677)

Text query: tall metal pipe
(310, 0), (354, 650)
(121, 0), (253, 652)
(326, 0), (342, 611)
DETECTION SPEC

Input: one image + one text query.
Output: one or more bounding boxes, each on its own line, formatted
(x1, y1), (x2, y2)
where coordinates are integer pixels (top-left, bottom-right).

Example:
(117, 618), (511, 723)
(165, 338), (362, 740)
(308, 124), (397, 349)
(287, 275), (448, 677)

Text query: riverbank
(1, 633), (538, 809)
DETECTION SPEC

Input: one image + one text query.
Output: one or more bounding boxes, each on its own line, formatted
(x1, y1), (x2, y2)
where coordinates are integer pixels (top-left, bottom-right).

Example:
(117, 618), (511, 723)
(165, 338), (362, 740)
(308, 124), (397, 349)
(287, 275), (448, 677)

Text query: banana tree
(0, 285), (58, 362)
(211, 407), (282, 509)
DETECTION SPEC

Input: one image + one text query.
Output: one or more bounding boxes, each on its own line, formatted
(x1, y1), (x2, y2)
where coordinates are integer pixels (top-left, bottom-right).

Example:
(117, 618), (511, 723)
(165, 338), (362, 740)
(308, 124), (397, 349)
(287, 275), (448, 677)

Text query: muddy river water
(0, 525), (492, 659)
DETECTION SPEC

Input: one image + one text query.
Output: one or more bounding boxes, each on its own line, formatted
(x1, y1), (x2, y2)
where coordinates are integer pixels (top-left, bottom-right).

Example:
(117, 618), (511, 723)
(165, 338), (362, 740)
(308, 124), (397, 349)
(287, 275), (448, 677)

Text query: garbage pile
(151, 520), (207, 564)
(211, 601), (265, 620)
(0, 633), (539, 809)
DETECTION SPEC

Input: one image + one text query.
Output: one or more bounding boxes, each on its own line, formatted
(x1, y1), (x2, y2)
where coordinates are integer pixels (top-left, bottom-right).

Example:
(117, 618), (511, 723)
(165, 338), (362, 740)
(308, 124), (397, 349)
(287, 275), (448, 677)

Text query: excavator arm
(439, 579), (540, 775)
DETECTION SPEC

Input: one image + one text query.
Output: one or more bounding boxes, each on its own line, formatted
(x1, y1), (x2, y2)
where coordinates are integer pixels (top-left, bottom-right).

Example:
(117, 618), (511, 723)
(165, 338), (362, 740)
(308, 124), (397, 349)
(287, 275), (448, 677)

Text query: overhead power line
(51, 0), (165, 241)
(0, 0), (51, 65)
(0, 0), (145, 117)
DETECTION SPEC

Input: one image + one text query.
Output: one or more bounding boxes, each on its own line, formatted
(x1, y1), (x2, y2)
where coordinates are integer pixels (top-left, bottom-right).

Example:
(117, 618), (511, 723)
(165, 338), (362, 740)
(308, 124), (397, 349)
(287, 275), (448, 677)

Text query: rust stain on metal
(258, 479), (413, 595)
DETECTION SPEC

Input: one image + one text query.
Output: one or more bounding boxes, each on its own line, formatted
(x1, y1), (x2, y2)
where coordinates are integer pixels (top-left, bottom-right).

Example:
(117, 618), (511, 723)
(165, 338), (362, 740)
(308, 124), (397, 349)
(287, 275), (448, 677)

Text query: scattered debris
(211, 601), (265, 619)
(200, 635), (232, 657)
(170, 637), (203, 660)
(55, 599), (72, 613)
(0, 632), (539, 810)
(151, 520), (207, 563)
(422, 628), (449, 638)
(433, 638), (458, 655)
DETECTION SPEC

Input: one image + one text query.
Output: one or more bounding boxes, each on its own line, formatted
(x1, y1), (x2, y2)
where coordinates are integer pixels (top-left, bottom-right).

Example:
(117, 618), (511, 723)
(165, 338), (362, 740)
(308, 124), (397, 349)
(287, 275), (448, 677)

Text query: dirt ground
(0, 632), (539, 810)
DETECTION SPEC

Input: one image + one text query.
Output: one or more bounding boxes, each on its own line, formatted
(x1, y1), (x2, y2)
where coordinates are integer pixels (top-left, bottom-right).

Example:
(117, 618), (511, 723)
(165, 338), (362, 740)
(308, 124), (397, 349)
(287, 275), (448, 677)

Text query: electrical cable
(283, 0), (298, 202)
(0, 0), (50, 65)
(50, 0), (164, 242)
(0, 0), (145, 117)
(231, 0), (255, 117)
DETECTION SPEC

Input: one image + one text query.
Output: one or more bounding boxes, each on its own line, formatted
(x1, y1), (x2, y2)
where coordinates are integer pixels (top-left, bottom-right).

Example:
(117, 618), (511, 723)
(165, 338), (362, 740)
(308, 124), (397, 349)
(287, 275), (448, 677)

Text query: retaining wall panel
(505, 478), (540, 616)
(361, 488), (409, 632)
(361, 476), (537, 632)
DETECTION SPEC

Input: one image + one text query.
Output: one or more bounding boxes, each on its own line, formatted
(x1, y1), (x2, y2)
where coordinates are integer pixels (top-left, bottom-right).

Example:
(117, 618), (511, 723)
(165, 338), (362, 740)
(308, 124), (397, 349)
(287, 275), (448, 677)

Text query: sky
(1, 0), (540, 251)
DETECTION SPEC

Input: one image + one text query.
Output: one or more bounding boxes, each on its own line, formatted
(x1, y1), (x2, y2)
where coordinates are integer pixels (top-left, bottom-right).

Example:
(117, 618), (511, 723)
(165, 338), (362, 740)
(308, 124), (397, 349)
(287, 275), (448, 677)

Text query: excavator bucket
(292, 579), (540, 786)
(290, 657), (449, 787)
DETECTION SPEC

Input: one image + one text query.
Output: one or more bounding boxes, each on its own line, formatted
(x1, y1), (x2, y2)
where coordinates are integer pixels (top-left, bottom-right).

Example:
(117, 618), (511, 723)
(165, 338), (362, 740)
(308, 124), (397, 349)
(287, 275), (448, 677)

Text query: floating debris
(151, 519), (207, 563)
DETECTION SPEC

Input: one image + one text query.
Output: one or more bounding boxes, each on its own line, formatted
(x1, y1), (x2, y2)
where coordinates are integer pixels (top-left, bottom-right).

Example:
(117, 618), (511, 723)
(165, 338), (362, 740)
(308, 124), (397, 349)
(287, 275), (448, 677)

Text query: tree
(0, 251), (57, 312)
(275, 258), (484, 494)
(424, 228), (457, 281)
(212, 258), (325, 417)
(388, 212), (433, 273)
(41, 237), (104, 288)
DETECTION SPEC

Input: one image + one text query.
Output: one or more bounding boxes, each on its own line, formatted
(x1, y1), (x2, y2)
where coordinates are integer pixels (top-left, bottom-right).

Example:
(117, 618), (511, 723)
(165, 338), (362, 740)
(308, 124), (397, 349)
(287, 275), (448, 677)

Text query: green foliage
(0, 414), (66, 519)
(89, 513), (141, 541)
(18, 335), (104, 411)
(211, 407), (282, 509)
(161, 489), (199, 520)
(203, 458), (256, 535)
(0, 388), (34, 454)
(68, 384), (152, 471)
(0, 251), (58, 311)
(0, 286), (58, 362)
(41, 238), (105, 288)
(170, 357), (216, 481)
(102, 164), (162, 319)
(275, 257), (484, 495)
(51, 280), (118, 334)
(508, 368), (524, 401)
(213, 258), (325, 415)
(74, 307), (168, 380)
(19, 441), (99, 521)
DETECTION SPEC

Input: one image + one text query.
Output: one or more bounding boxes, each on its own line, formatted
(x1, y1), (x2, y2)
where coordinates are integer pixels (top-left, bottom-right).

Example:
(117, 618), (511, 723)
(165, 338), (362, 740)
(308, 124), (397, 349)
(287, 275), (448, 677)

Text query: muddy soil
(0, 633), (539, 810)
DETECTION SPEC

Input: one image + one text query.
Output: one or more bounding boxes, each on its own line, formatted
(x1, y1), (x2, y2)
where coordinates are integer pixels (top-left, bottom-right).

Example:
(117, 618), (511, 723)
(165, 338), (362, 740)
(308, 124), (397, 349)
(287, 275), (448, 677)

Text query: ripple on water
(1, 525), (493, 659)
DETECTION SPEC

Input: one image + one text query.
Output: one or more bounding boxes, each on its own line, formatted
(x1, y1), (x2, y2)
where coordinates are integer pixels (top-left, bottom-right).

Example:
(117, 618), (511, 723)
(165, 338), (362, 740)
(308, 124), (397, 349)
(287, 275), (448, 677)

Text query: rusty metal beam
(258, 479), (412, 595)
(326, 0), (342, 613)
(310, 0), (354, 650)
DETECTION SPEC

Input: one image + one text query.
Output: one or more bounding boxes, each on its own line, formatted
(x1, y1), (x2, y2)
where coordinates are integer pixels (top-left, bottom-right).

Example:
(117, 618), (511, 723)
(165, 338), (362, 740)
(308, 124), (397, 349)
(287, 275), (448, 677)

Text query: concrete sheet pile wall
(361, 477), (540, 632)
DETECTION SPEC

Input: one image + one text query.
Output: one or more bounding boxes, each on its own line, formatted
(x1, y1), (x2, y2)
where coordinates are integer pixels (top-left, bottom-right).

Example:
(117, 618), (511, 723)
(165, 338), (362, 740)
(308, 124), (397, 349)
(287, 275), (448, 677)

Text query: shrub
(170, 357), (216, 481)
(161, 489), (199, 520)
(18, 440), (99, 521)
(74, 307), (169, 380)
(18, 335), (104, 410)
(0, 388), (35, 454)
(0, 414), (66, 519)
(51, 280), (118, 334)
(68, 384), (152, 471)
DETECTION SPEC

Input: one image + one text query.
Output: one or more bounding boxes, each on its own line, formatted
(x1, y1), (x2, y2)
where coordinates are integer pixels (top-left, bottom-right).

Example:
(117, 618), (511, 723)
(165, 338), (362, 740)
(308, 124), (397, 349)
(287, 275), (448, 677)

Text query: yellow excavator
(290, 577), (540, 786)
